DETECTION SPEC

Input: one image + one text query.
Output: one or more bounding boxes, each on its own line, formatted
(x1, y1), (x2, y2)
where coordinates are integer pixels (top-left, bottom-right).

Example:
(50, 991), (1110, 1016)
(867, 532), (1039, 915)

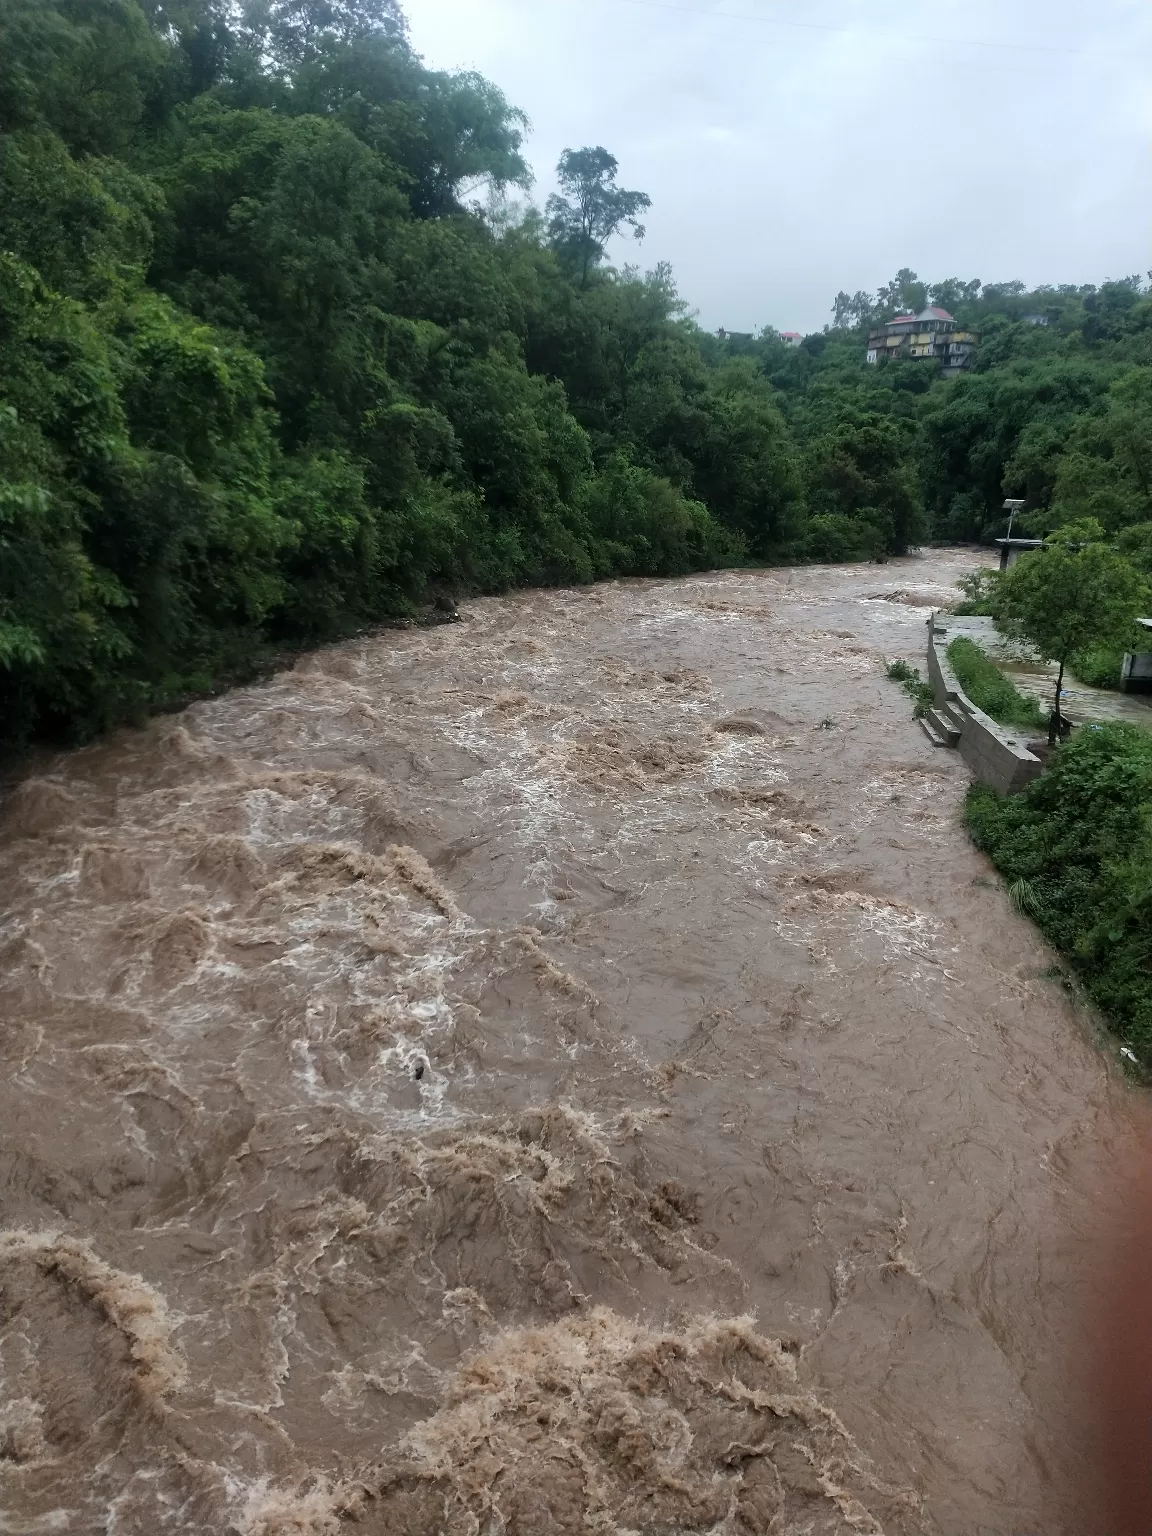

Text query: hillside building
(779, 331), (803, 348)
(865, 306), (978, 376)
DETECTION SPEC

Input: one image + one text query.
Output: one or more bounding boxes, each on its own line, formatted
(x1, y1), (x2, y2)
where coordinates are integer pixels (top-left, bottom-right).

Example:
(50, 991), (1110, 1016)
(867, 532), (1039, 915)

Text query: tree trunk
(1048, 658), (1065, 746)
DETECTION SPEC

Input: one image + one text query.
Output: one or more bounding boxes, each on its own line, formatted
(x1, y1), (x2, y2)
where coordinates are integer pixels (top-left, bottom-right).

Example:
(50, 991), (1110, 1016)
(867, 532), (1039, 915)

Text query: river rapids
(0, 550), (1136, 1534)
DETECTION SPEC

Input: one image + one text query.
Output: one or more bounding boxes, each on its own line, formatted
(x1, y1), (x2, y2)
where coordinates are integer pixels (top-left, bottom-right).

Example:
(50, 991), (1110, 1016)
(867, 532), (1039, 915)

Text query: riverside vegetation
(968, 724), (1152, 1064)
(950, 534), (1151, 1062)
(902, 622), (1152, 1063)
(4, 0), (1152, 750)
(889, 529), (1150, 1058)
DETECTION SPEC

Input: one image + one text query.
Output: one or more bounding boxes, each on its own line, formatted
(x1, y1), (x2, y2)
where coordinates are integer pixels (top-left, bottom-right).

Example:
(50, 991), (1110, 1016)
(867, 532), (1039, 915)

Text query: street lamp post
(1003, 498), (1025, 541)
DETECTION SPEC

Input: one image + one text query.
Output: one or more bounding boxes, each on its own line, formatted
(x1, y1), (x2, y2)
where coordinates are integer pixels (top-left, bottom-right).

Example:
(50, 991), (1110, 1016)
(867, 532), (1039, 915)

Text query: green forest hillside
(2, 0), (1151, 748)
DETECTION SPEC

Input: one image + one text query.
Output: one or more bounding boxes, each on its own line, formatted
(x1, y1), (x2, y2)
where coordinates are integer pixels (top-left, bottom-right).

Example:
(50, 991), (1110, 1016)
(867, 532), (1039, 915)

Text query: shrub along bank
(1071, 645), (1125, 690)
(967, 723), (1152, 1063)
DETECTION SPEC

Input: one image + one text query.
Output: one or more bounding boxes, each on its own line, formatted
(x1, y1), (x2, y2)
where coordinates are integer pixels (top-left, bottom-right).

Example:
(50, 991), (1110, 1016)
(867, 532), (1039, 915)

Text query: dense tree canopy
(2, 0), (1151, 751)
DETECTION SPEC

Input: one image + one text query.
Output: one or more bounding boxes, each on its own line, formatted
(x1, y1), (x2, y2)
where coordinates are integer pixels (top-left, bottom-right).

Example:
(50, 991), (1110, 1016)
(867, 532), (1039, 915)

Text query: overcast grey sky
(406, 0), (1151, 335)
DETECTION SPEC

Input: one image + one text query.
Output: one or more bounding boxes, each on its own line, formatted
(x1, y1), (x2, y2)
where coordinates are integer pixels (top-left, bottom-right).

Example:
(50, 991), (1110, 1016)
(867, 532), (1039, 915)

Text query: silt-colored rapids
(0, 550), (1135, 1534)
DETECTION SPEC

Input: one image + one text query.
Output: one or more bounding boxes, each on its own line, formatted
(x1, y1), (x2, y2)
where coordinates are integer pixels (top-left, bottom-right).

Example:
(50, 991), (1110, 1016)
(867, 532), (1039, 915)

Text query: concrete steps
(925, 617), (1044, 792)
(919, 700), (964, 750)
(925, 705), (962, 747)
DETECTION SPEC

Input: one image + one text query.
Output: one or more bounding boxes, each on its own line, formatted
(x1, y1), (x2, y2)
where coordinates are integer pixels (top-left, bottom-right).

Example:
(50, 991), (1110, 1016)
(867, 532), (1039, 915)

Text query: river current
(0, 550), (1136, 1534)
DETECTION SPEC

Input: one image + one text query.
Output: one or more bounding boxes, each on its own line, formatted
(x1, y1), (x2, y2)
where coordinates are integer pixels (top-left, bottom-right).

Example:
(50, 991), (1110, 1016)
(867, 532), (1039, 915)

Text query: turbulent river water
(0, 549), (1140, 1535)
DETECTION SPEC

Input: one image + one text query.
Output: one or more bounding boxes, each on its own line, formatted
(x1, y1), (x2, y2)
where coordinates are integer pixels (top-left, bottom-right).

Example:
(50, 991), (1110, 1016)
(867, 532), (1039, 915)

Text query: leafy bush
(953, 569), (1000, 615)
(579, 453), (742, 577)
(946, 637), (1045, 730)
(803, 513), (882, 563)
(966, 723), (1152, 1061)
(885, 659), (935, 716)
(1072, 644), (1125, 690)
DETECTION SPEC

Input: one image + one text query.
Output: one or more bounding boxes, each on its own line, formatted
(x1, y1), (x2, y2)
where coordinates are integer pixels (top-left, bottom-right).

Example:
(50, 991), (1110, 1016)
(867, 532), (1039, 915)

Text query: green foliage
(805, 414), (925, 556)
(1071, 644), (1125, 691)
(921, 360), (1115, 541)
(945, 637), (1045, 730)
(966, 724), (1152, 1061)
(0, 262), (135, 735)
(578, 453), (741, 577)
(1045, 370), (1152, 533)
(0, 129), (161, 301)
(1117, 522), (1152, 577)
(546, 147), (651, 287)
(993, 530), (1148, 738)
(884, 658), (934, 715)
(803, 513), (877, 563)
(0, 0), (166, 154)
(996, 529), (1148, 670)
(953, 569), (999, 615)
(0, 0), (752, 750)
(1007, 876), (1042, 918)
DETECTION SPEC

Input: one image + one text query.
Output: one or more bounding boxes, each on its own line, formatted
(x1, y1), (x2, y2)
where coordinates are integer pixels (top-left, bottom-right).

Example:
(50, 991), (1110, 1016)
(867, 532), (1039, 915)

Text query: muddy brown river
(0, 550), (1140, 1534)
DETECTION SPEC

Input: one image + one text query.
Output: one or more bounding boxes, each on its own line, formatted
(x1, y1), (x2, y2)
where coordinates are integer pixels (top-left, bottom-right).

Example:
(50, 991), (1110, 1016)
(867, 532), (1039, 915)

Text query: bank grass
(946, 637), (1046, 731)
(885, 659), (935, 717)
(966, 722), (1152, 1066)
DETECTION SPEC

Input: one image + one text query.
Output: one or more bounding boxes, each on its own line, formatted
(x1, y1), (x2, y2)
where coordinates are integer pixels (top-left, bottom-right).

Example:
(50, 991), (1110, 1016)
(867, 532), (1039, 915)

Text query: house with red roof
(779, 331), (803, 348)
(865, 306), (978, 375)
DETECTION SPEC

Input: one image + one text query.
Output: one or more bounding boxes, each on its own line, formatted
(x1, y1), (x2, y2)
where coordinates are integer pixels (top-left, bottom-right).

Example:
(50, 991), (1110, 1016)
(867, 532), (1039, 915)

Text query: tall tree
(927, 276), (981, 312)
(876, 267), (926, 317)
(546, 146), (651, 288)
(237, 0), (407, 71)
(831, 289), (875, 329)
(139, 0), (235, 96)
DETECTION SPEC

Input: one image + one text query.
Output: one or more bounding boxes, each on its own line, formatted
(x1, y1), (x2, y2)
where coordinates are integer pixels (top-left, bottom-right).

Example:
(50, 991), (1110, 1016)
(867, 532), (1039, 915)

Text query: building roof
(779, 331), (802, 339)
(917, 306), (954, 321)
(891, 313), (917, 323)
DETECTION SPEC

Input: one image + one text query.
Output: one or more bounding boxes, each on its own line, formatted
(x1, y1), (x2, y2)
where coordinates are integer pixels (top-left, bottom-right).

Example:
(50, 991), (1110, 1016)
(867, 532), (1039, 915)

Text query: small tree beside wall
(993, 522), (1150, 745)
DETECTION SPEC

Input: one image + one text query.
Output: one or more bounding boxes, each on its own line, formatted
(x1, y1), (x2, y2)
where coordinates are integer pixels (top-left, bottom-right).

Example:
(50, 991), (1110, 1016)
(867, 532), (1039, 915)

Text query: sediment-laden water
(0, 551), (1136, 1533)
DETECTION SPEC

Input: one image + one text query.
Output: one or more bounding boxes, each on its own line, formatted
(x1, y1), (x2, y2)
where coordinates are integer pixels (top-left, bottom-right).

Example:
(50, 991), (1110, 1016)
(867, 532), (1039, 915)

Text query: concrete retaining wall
(1121, 650), (1152, 694)
(927, 618), (1043, 795)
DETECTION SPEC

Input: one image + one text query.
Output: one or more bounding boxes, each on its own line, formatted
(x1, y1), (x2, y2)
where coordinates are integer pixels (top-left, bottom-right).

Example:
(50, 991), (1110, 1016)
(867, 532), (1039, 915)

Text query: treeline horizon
(824, 267), (1150, 331)
(2, 0), (1151, 749)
